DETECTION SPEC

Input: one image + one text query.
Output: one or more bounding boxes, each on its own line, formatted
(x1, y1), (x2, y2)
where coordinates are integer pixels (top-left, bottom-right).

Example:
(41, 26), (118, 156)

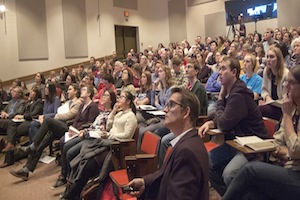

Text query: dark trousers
(25, 118), (68, 171)
(60, 136), (83, 179)
(223, 161), (300, 200)
(0, 119), (9, 132)
(6, 120), (31, 145)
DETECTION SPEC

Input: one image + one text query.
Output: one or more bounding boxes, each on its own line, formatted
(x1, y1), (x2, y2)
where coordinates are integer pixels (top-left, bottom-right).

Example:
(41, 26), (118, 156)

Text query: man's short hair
(171, 88), (200, 127)
(15, 86), (24, 98)
(86, 85), (95, 99)
(103, 74), (114, 84)
(171, 56), (182, 66)
(223, 56), (241, 79)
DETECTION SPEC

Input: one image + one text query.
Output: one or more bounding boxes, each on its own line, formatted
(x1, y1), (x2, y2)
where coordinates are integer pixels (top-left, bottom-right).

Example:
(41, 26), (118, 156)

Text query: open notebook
(234, 136), (276, 151)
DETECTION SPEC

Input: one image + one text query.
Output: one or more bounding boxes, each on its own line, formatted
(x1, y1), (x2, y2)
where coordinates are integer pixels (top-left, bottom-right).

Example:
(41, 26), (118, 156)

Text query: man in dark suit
(128, 88), (209, 200)
(0, 86), (25, 132)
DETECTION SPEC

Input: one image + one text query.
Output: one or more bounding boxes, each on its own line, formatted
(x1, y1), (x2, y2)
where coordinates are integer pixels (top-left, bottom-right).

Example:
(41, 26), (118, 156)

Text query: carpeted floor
(0, 152), (221, 200)
(0, 152), (65, 200)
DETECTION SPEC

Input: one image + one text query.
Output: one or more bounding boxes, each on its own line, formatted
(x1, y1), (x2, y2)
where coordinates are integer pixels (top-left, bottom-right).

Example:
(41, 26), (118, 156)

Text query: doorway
(115, 25), (139, 59)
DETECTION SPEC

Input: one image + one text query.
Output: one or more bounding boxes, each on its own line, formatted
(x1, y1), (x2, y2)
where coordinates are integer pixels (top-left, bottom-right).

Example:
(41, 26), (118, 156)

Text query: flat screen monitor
(225, 0), (277, 25)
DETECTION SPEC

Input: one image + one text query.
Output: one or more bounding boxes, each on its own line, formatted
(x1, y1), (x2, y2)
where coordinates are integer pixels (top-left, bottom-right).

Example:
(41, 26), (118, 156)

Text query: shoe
(51, 175), (67, 189)
(10, 169), (29, 181)
(2, 143), (15, 153)
(20, 146), (35, 154)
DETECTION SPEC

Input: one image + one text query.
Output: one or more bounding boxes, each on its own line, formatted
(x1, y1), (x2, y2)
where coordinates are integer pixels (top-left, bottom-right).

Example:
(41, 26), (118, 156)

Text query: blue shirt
(205, 72), (221, 92)
(240, 73), (262, 95)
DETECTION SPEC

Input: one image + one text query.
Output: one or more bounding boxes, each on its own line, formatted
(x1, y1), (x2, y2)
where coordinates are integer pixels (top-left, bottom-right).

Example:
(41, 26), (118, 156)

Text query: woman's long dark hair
(124, 91), (136, 114)
(45, 82), (57, 103)
(123, 69), (134, 86)
(106, 89), (117, 109)
(31, 86), (42, 101)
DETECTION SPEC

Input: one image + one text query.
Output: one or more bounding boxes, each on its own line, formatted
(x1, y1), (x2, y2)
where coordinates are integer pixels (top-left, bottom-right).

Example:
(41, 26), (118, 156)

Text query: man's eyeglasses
(165, 100), (183, 110)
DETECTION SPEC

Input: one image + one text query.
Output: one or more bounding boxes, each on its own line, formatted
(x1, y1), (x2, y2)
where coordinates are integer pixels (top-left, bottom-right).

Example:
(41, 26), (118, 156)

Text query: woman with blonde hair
(259, 46), (289, 120)
(240, 53), (262, 100)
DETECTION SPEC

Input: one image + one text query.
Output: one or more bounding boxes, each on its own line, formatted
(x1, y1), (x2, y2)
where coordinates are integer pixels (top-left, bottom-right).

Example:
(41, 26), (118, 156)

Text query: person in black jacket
(3, 87), (43, 152)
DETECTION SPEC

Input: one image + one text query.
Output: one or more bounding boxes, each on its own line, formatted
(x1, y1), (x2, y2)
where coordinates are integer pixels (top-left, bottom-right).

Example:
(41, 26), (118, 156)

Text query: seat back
(140, 131), (161, 155)
(263, 117), (278, 138)
(111, 127), (139, 170)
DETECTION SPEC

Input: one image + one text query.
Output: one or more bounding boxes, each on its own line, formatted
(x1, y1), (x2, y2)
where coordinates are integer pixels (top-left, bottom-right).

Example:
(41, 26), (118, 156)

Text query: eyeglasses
(102, 93), (110, 97)
(119, 95), (127, 100)
(165, 100), (183, 110)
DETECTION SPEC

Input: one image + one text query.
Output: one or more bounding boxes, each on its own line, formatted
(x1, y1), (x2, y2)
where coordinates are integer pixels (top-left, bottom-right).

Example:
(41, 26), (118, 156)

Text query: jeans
(223, 161), (300, 200)
(29, 120), (41, 144)
(60, 136), (83, 179)
(209, 143), (248, 196)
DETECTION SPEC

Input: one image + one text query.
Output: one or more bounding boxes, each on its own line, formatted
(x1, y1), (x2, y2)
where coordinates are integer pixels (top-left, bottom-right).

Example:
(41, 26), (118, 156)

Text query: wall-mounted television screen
(225, 0), (277, 25)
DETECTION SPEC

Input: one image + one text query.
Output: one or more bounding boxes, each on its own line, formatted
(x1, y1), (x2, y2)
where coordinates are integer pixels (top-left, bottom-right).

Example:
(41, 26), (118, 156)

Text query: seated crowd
(0, 25), (299, 200)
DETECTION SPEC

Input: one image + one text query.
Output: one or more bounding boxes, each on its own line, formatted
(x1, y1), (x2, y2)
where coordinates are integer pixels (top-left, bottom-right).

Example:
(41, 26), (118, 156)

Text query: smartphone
(122, 186), (138, 193)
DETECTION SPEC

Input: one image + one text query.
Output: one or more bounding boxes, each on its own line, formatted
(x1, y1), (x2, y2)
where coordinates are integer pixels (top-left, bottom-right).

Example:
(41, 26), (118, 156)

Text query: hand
(265, 95), (273, 103)
(1, 111), (8, 119)
(127, 178), (145, 197)
(258, 99), (266, 105)
(14, 115), (23, 120)
(218, 86), (227, 100)
(198, 121), (214, 138)
(113, 102), (120, 113)
(38, 115), (44, 124)
(101, 131), (108, 138)
(282, 92), (294, 117)
(79, 130), (85, 138)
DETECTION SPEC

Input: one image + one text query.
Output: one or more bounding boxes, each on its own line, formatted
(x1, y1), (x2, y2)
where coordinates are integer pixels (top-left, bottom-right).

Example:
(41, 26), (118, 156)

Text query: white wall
(0, 0), (170, 82)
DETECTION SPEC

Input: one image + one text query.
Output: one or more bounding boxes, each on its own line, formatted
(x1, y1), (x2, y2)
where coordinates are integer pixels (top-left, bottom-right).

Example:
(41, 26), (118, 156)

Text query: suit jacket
(23, 98), (44, 121)
(2, 98), (26, 119)
(143, 129), (209, 200)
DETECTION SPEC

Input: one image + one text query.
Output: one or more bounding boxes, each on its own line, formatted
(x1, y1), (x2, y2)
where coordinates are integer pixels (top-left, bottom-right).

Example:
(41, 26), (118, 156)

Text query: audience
(3, 87), (43, 153)
(3, 23), (300, 199)
(52, 89), (116, 190)
(61, 91), (137, 199)
(223, 65), (300, 200)
(9, 85), (98, 181)
(28, 82), (60, 143)
(198, 56), (268, 196)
